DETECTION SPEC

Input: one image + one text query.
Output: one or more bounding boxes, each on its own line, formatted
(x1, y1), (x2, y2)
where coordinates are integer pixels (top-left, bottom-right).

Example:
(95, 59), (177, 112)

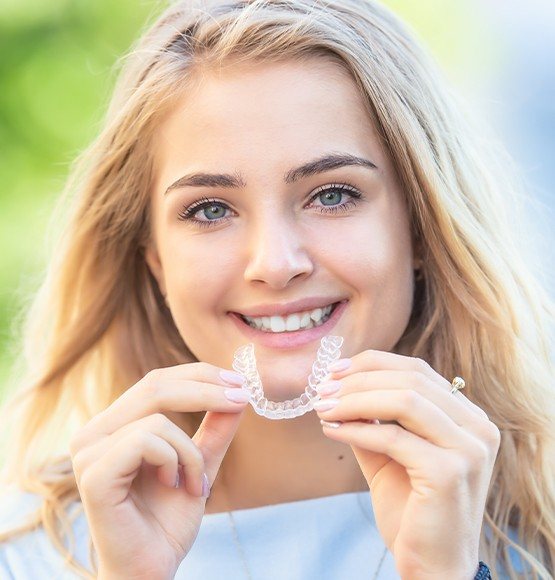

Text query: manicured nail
(202, 473), (211, 498)
(320, 419), (342, 429)
(327, 358), (352, 373)
(313, 398), (339, 412)
(219, 369), (245, 386)
(224, 388), (251, 403)
(316, 381), (341, 396)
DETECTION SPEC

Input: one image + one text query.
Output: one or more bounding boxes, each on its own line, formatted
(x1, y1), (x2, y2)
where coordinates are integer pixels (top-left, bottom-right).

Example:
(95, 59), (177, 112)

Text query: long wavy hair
(1, 0), (554, 578)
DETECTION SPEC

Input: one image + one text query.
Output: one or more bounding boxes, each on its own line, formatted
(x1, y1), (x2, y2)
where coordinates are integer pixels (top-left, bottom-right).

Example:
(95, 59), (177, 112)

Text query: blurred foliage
(0, 0), (493, 399)
(0, 0), (164, 398)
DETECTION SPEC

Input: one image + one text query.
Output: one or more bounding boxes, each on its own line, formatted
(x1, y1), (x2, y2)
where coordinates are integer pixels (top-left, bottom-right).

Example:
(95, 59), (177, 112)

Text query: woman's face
(146, 59), (418, 401)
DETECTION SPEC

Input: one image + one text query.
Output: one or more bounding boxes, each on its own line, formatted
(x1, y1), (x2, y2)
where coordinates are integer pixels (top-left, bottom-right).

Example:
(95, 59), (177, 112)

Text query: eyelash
(176, 183), (363, 228)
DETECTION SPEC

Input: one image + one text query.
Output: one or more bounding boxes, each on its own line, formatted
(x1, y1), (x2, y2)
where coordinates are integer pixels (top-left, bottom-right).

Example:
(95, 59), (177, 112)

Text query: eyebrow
(163, 152), (378, 195)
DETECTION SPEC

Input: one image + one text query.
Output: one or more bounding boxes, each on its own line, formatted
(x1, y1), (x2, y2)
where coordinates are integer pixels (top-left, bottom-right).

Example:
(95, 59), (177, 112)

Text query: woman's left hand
(315, 350), (501, 580)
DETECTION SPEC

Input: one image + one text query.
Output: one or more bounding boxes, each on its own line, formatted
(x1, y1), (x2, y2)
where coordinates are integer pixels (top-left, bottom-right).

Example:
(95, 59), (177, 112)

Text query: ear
(144, 243), (167, 297)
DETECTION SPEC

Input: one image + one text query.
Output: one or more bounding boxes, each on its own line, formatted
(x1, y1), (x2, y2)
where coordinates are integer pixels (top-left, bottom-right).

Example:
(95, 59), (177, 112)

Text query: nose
(243, 213), (314, 289)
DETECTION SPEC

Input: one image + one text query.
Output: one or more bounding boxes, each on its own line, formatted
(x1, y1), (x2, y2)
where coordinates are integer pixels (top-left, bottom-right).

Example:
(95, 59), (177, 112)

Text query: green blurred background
(0, 0), (502, 401)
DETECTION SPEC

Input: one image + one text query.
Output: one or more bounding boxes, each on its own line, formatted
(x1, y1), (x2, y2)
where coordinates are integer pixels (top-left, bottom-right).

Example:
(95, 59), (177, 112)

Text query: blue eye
(196, 203), (226, 220)
(309, 183), (362, 213)
(195, 201), (226, 221)
(318, 189), (344, 206)
(177, 183), (362, 228)
(178, 197), (229, 227)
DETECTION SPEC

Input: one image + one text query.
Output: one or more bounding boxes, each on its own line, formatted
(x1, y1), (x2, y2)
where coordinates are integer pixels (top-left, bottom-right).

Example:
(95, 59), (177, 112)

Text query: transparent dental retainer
(232, 335), (344, 420)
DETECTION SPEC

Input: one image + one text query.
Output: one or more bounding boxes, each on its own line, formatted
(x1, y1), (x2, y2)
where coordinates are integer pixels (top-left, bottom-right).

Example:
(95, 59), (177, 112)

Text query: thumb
(192, 408), (247, 489)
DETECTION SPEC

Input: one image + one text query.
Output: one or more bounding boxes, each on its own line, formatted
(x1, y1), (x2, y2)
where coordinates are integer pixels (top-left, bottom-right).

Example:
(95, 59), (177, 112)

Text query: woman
(1, 0), (554, 578)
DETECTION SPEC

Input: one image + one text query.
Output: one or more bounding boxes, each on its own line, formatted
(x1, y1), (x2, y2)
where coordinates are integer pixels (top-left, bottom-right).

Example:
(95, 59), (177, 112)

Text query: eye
(177, 196), (233, 228)
(307, 183), (362, 214)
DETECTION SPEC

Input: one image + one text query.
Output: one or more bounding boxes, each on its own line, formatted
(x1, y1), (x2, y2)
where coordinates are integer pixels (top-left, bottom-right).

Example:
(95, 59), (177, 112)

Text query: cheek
(161, 237), (244, 363)
(337, 246), (413, 306)
(331, 212), (413, 282)
(163, 237), (241, 316)
(336, 216), (414, 345)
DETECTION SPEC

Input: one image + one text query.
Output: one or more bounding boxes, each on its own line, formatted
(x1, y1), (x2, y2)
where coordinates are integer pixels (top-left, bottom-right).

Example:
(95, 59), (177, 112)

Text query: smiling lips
(229, 300), (347, 349)
(240, 302), (339, 333)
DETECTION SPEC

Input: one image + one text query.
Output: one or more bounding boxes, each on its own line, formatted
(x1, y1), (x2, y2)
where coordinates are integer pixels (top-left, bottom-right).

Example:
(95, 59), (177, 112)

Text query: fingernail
(219, 369), (245, 386)
(316, 381), (341, 396)
(202, 473), (211, 498)
(327, 358), (351, 373)
(224, 388), (251, 403)
(175, 473), (180, 488)
(313, 398), (339, 412)
(320, 419), (342, 429)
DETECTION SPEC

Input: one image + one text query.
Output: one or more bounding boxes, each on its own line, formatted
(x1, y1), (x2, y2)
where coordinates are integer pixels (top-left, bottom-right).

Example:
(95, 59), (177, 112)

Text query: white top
(0, 489), (524, 579)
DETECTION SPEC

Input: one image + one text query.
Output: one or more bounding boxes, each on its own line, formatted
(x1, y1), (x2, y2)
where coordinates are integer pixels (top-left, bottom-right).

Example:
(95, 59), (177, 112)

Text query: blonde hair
(1, 0), (554, 577)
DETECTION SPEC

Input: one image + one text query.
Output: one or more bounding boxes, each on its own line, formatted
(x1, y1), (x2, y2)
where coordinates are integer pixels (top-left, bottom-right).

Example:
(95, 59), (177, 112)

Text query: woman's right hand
(69, 362), (249, 580)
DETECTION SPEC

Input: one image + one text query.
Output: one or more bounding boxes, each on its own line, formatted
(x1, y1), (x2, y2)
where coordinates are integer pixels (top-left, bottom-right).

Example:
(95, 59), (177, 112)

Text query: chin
(257, 374), (308, 401)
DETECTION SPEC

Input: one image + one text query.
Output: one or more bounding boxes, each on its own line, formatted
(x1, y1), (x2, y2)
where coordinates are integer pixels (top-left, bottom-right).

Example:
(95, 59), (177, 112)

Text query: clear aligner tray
(232, 335), (344, 420)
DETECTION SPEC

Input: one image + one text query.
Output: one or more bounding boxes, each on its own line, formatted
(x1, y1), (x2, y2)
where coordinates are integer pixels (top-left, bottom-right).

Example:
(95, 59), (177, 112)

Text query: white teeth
(285, 314), (301, 331)
(310, 307), (323, 322)
(243, 303), (336, 333)
(270, 316), (286, 332)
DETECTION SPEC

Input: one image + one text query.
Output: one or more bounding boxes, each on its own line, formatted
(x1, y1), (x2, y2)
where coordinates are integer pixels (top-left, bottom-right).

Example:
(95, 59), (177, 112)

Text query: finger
(73, 413), (208, 497)
(72, 370), (249, 451)
(147, 361), (244, 384)
(315, 390), (479, 449)
(321, 419), (455, 477)
(78, 430), (183, 507)
(317, 370), (487, 427)
(192, 409), (246, 490)
(327, 350), (487, 419)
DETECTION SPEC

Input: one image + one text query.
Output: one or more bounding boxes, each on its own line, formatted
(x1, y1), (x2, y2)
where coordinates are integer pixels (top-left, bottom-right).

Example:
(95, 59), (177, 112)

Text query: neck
(205, 405), (368, 514)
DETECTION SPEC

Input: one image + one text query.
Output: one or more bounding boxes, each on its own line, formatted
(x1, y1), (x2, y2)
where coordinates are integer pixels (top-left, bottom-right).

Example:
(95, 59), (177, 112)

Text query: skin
(147, 60), (417, 399)
(83, 58), (502, 578)
(145, 59), (417, 509)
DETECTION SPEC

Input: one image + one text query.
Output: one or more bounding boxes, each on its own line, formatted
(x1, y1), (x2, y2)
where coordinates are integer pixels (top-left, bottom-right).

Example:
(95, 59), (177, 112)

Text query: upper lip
(232, 297), (346, 318)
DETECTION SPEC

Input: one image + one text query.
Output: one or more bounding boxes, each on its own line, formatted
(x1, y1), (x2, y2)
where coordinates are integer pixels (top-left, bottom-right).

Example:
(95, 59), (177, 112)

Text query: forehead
(152, 59), (389, 186)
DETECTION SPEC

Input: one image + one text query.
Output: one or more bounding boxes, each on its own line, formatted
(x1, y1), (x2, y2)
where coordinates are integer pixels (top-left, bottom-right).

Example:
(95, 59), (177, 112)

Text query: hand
(69, 363), (249, 579)
(315, 350), (501, 580)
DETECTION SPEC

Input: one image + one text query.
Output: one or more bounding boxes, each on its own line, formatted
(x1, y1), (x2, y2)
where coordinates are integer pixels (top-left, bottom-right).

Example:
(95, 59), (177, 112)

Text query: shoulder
(0, 487), (91, 579)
